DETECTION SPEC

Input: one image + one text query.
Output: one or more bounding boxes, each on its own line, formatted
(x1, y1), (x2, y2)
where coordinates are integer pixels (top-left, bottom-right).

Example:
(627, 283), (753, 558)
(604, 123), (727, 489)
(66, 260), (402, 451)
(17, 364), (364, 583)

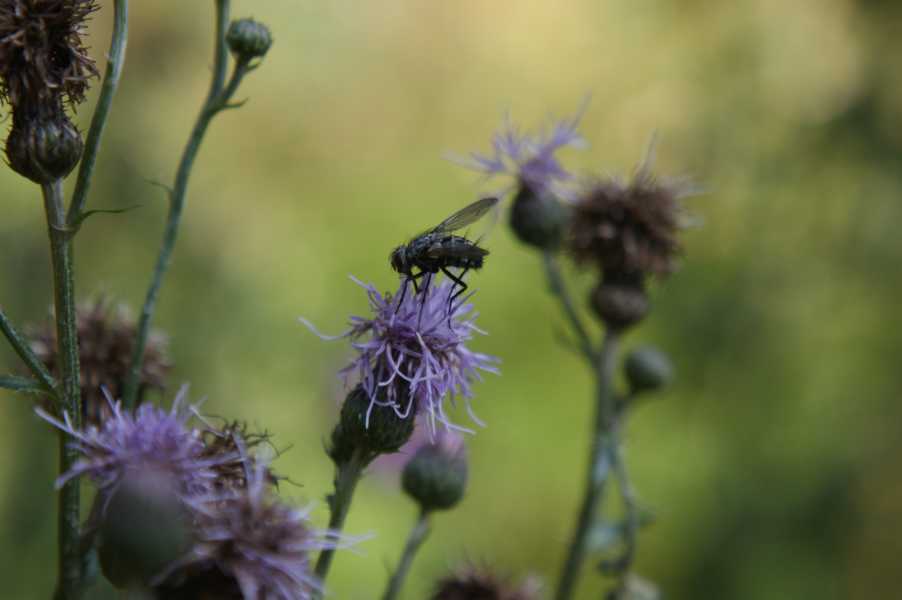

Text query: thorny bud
(590, 279), (649, 331)
(508, 183), (571, 251)
(329, 384), (416, 464)
(402, 431), (468, 512)
(226, 18), (272, 62)
(96, 470), (191, 589)
(6, 115), (83, 183)
(624, 346), (673, 395)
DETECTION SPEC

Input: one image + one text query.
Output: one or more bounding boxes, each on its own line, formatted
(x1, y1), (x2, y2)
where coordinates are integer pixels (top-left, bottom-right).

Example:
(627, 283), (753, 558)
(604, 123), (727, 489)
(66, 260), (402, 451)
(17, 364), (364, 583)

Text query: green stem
(0, 305), (58, 398)
(67, 0), (129, 226)
(543, 251), (597, 364)
(122, 0), (240, 409)
(313, 451), (368, 594)
(381, 510), (431, 600)
(42, 180), (83, 600)
(606, 435), (639, 583)
(555, 329), (620, 600)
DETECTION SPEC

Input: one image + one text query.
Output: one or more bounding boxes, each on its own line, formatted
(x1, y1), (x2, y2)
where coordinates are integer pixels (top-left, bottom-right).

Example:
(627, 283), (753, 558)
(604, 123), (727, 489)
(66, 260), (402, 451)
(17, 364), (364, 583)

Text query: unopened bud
(402, 432), (468, 512)
(6, 116), (83, 183)
(329, 384), (415, 463)
(624, 347), (673, 394)
(226, 19), (273, 62)
(509, 183), (570, 250)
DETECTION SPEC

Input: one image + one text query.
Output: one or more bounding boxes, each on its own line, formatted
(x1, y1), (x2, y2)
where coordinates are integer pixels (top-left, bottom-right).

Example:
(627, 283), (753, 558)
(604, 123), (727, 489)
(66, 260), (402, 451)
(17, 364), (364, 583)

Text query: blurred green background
(2, 0), (901, 598)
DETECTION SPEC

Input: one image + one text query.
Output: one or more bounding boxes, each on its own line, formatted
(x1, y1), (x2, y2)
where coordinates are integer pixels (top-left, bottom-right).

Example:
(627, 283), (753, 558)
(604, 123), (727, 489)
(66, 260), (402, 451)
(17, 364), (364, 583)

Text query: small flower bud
(590, 281), (649, 331)
(226, 18), (273, 62)
(509, 183), (571, 250)
(402, 432), (467, 512)
(6, 116), (83, 183)
(96, 471), (190, 589)
(329, 384), (416, 463)
(624, 346), (673, 394)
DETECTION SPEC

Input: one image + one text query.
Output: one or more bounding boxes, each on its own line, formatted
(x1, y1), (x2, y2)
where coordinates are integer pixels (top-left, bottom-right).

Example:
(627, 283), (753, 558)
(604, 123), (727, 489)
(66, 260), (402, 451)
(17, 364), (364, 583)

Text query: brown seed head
(0, 0), (99, 116)
(569, 156), (690, 280)
(29, 297), (171, 426)
(432, 565), (542, 600)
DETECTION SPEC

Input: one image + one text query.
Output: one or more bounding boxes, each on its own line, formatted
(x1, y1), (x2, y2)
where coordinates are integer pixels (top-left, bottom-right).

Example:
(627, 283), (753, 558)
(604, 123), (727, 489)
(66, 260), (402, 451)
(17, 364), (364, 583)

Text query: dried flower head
(432, 565), (542, 600)
(29, 297), (171, 426)
(0, 0), (98, 116)
(302, 277), (499, 433)
(459, 105), (586, 198)
(569, 147), (693, 280)
(36, 387), (236, 499)
(156, 464), (346, 600)
(198, 420), (278, 492)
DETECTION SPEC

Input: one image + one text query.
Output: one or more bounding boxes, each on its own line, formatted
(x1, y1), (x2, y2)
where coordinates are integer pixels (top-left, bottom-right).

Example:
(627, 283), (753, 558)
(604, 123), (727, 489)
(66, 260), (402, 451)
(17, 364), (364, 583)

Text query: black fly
(390, 196), (498, 320)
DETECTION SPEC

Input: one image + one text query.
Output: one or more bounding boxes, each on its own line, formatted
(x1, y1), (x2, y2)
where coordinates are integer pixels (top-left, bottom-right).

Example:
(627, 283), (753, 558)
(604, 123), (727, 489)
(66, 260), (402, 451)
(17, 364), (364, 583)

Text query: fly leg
(440, 266), (469, 320)
(417, 272), (434, 328)
(395, 270), (427, 312)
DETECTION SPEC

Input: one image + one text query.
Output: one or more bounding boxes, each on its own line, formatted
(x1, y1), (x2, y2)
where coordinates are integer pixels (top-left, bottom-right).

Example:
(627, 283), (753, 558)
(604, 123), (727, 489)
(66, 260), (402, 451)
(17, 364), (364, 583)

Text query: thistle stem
(42, 180), (83, 600)
(0, 305), (58, 397)
(381, 510), (431, 600)
(607, 434), (639, 583)
(67, 0), (129, 226)
(543, 251), (596, 364)
(122, 0), (243, 409)
(313, 451), (367, 594)
(555, 329), (620, 600)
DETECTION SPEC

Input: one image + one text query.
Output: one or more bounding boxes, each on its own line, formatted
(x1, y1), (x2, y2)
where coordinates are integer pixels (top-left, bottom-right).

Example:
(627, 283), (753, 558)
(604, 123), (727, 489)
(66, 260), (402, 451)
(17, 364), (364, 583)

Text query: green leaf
(0, 375), (46, 396)
(74, 204), (142, 227)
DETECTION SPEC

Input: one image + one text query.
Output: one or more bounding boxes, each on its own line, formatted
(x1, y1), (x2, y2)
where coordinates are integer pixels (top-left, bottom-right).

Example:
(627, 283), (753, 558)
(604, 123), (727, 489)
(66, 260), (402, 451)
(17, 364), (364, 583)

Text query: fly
(390, 196), (498, 320)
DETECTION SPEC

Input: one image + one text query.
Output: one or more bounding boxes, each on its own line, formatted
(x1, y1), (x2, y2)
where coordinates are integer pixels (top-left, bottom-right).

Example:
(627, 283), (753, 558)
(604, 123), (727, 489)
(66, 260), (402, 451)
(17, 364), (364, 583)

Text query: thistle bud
(402, 431), (468, 512)
(96, 471), (190, 589)
(590, 281), (649, 331)
(624, 346), (673, 394)
(509, 183), (571, 250)
(226, 19), (273, 62)
(6, 116), (83, 184)
(329, 384), (416, 463)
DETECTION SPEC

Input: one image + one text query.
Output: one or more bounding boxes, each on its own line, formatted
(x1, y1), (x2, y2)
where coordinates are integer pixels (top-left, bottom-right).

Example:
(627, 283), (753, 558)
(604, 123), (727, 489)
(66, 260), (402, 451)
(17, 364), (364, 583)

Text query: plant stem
(555, 329), (620, 600)
(67, 0), (129, 226)
(42, 180), (83, 600)
(313, 451), (368, 594)
(607, 434), (638, 580)
(0, 305), (58, 397)
(122, 0), (236, 409)
(381, 510), (431, 600)
(543, 251), (596, 364)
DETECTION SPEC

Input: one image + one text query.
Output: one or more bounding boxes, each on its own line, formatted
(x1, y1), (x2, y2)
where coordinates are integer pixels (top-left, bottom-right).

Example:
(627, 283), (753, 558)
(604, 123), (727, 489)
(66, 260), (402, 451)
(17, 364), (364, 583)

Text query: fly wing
(430, 197), (499, 234)
(425, 241), (490, 259)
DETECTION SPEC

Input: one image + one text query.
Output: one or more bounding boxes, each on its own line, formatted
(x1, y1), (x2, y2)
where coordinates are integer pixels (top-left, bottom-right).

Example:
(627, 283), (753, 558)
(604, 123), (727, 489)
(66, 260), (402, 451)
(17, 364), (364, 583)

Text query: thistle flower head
(432, 565), (542, 600)
(460, 105), (586, 197)
(156, 463), (347, 600)
(36, 387), (236, 498)
(402, 428), (468, 512)
(30, 297), (171, 427)
(302, 277), (499, 433)
(0, 0), (99, 117)
(569, 147), (693, 280)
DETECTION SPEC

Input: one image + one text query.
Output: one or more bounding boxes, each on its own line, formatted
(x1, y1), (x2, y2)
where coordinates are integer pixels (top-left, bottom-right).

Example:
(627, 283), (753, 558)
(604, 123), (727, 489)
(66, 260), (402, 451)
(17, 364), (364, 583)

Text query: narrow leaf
(0, 375), (46, 396)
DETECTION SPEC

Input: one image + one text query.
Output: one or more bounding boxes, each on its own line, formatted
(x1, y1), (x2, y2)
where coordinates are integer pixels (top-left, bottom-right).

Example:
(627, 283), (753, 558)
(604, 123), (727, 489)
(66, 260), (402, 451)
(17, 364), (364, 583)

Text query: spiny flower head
(0, 0), (99, 116)
(460, 106), (586, 197)
(569, 148), (693, 280)
(30, 297), (171, 427)
(37, 387), (236, 498)
(302, 277), (499, 434)
(432, 565), (542, 600)
(156, 464), (346, 600)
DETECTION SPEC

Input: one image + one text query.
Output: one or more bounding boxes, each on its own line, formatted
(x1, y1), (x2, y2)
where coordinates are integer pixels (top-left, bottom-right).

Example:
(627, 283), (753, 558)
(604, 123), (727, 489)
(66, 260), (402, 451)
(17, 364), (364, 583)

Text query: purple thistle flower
(456, 102), (588, 197)
(301, 277), (499, 434)
(36, 386), (235, 499)
(157, 462), (352, 600)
